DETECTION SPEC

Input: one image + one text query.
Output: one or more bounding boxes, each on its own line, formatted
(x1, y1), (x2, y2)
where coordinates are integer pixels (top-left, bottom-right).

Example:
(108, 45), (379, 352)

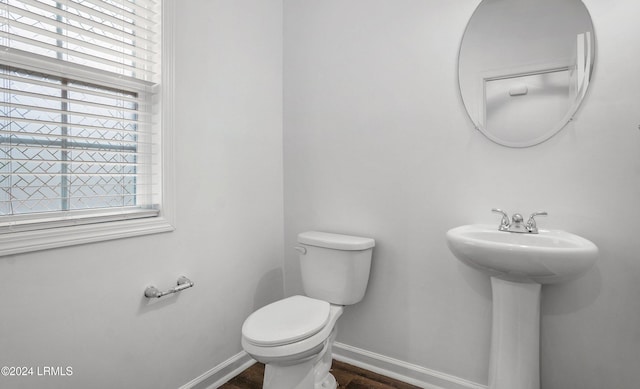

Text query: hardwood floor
(220, 360), (421, 389)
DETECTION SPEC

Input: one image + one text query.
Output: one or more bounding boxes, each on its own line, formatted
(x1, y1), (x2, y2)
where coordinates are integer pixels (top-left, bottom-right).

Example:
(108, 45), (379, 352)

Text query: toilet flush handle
(294, 246), (307, 255)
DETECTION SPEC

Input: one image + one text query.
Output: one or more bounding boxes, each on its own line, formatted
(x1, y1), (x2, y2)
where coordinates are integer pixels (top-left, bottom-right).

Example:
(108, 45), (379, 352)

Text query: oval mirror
(458, 0), (596, 147)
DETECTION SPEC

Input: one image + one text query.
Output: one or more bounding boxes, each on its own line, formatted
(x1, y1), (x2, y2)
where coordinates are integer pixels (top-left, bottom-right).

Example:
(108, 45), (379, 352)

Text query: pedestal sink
(446, 224), (598, 389)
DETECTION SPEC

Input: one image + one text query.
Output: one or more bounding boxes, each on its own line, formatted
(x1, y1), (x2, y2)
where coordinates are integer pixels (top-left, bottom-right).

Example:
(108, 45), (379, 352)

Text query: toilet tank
(297, 231), (375, 305)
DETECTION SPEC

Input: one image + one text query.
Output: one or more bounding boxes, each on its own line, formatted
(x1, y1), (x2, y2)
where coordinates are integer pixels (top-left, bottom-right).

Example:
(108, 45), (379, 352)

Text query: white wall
(0, 1), (284, 388)
(283, 0), (640, 388)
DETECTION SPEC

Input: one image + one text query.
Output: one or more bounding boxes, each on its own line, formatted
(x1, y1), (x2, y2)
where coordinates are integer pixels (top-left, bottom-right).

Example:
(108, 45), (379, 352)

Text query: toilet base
(317, 374), (337, 389)
(262, 328), (337, 389)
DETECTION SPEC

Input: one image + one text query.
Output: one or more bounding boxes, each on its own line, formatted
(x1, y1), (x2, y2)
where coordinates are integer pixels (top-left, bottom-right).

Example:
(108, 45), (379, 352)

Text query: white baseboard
(332, 342), (487, 389)
(178, 351), (255, 389)
(180, 343), (487, 389)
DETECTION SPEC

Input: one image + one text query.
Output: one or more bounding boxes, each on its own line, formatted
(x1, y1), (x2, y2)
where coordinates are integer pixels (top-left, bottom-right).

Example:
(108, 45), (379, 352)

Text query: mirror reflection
(458, 0), (595, 147)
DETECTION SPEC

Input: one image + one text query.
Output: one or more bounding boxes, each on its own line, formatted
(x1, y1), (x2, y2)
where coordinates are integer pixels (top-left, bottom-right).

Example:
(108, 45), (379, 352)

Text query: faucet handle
(526, 211), (547, 233)
(491, 208), (510, 231)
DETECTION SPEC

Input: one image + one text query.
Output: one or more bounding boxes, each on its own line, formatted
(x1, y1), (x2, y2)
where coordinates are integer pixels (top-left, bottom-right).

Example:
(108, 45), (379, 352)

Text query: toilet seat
(242, 301), (344, 363)
(242, 295), (330, 347)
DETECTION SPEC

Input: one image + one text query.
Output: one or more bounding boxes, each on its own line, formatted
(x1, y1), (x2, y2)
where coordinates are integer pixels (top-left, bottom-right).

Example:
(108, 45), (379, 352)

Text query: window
(0, 0), (174, 255)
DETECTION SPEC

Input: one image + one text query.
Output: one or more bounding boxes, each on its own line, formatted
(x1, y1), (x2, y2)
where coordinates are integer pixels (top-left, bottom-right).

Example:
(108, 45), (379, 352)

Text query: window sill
(0, 216), (175, 257)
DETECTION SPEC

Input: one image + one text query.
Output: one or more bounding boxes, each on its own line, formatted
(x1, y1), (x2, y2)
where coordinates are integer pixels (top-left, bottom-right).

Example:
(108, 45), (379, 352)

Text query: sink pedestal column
(489, 277), (541, 389)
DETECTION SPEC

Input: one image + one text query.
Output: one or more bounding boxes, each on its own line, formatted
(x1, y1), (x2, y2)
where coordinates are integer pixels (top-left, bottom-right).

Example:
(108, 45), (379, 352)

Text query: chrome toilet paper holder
(144, 276), (194, 298)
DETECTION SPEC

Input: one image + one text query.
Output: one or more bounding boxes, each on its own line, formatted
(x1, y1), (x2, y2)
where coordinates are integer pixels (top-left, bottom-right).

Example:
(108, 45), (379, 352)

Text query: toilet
(241, 231), (375, 389)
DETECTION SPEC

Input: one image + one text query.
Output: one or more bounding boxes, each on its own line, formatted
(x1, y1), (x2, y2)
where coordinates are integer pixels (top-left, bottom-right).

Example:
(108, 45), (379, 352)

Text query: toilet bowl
(240, 231), (375, 389)
(242, 295), (343, 389)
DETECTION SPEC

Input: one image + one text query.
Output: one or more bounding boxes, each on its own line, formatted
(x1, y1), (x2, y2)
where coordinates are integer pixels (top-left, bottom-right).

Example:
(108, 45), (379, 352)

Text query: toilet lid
(242, 295), (330, 347)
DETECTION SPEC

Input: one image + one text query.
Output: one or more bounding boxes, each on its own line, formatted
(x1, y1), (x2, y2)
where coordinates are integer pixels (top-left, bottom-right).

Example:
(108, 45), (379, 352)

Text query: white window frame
(0, 0), (175, 256)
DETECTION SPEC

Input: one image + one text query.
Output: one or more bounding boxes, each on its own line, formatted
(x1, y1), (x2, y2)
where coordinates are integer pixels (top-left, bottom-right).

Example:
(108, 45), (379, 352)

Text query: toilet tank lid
(298, 231), (375, 250)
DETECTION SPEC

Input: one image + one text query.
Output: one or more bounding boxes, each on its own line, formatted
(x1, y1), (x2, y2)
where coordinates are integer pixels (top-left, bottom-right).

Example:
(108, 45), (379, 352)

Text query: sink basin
(446, 224), (598, 284)
(447, 223), (598, 388)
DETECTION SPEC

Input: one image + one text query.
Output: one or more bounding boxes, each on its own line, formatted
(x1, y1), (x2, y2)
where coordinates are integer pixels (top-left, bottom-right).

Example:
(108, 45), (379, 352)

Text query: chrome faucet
(492, 209), (547, 234)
